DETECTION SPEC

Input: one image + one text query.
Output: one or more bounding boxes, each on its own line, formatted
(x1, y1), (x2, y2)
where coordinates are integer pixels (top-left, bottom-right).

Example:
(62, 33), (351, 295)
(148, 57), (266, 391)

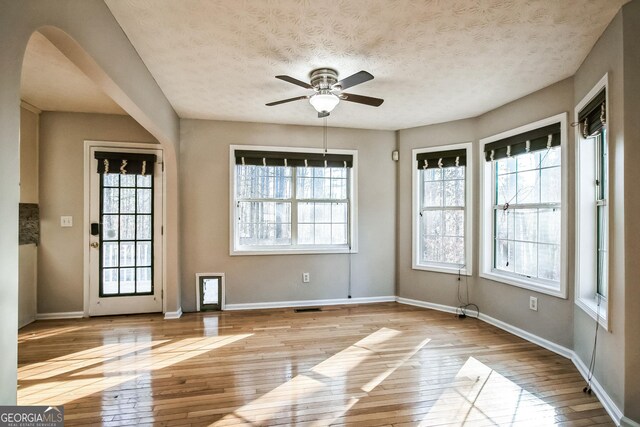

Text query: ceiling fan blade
(275, 75), (313, 89)
(266, 95), (309, 106)
(341, 92), (384, 107)
(334, 71), (374, 90)
(318, 111), (330, 118)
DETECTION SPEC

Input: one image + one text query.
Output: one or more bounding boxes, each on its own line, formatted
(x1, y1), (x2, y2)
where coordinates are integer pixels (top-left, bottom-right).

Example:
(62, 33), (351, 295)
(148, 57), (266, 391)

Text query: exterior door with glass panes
(88, 148), (163, 316)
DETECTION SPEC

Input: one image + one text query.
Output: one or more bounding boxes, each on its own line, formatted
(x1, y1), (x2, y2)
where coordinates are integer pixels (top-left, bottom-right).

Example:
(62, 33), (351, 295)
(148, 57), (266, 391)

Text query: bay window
(413, 143), (472, 274)
(480, 114), (567, 297)
(575, 77), (609, 327)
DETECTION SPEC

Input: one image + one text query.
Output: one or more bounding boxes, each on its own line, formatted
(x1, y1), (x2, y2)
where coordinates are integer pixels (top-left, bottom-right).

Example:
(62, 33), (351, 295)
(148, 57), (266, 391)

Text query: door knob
(90, 242), (99, 248)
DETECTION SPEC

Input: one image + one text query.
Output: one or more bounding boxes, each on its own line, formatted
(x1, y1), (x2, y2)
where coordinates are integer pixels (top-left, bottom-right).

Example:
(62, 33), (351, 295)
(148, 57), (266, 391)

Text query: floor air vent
(294, 307), (322, 313)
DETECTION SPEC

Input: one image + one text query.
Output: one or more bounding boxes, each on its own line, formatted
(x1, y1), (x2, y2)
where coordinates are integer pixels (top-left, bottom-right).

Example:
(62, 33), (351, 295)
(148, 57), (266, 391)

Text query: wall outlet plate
(302, 272), (310, 283)
(60, 216), (73, 227)
(529, 296), (538, 311)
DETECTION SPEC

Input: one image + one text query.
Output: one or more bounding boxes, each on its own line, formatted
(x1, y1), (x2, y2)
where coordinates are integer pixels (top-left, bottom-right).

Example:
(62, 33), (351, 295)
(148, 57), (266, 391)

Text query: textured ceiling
(20, 31), (125, 115)
(101, 1), (626, 130)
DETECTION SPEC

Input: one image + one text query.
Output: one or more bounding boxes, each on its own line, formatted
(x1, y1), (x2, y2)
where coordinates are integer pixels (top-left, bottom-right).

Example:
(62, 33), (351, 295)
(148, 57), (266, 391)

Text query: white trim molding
(164, 308), (183, 320)
(36, 312), (85, 320)
(225, 296), (395, 311)
(411, 142), (473, 276)
(572, 352), (623, 425)
(478, 113), (569, 299)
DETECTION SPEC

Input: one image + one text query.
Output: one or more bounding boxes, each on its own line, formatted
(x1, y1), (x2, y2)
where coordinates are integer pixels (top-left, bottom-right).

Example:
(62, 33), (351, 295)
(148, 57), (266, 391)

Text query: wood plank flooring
(17, 303), (613, 426)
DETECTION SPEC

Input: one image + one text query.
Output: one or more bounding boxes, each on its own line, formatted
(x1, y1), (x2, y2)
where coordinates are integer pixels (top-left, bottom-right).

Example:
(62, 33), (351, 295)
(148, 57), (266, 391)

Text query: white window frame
(575, 74), (610, 329)
(479, 113), (568, 298)
(229, 145), (358, 255)
(412, 142), (473, 275)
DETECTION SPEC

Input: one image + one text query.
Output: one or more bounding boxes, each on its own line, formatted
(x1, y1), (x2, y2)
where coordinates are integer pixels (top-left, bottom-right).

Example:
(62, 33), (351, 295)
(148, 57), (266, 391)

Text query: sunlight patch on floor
(18, 334), (252, 406)
(208, 327), (430, 426)
(18, 325), (87, 344)
(419, 357), (558, 426)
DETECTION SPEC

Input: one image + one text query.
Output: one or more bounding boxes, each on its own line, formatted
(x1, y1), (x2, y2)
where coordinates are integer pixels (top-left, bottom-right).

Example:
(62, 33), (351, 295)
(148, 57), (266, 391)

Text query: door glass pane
(103, 188), (119, 214)
(120, 215), (136, 240)
(103, 269), (119, 295)
(120, 268), (136, 293)
(99, 165), (154, 297)
(136, 268), (152, 293)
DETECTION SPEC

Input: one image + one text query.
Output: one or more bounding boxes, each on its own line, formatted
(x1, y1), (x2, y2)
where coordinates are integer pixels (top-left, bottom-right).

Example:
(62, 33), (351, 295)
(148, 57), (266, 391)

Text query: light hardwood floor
(17, 303), (612, 426)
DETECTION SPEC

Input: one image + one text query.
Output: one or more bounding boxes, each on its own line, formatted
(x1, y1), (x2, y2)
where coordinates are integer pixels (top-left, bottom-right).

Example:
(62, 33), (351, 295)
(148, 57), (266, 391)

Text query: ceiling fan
(266, 68), (384, 118)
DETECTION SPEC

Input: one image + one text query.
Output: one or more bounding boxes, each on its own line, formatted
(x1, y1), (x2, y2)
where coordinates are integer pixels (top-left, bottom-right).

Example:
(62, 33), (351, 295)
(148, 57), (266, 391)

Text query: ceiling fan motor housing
(309, 68), (339, 91)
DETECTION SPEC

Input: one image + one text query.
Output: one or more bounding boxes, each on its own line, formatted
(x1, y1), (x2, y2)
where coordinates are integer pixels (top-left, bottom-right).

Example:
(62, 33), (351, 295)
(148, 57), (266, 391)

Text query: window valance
(578, 90), (606, 138)
(95, 152), (157, 175)
(234, 150), (353, 168)
(483, 123), (561, 162)
(416, 149), (466, 169)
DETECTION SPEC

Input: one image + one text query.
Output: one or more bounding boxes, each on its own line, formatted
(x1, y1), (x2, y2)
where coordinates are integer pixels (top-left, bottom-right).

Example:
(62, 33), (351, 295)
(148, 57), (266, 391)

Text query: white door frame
(83, 140), (166, 316)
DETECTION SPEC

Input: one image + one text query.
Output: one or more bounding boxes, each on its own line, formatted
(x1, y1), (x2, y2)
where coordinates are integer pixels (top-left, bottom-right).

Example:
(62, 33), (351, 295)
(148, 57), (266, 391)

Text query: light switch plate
(60, 216), (73, 227)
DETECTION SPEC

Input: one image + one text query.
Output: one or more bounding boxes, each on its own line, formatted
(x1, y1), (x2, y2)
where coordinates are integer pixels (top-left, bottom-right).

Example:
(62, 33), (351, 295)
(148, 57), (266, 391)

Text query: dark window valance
(95, 152), (157, 175)
(578, 90), (606, 138)
(234, 150), (353, 168)
(484, 123), (561, 162)
(416, 149), (466, 169)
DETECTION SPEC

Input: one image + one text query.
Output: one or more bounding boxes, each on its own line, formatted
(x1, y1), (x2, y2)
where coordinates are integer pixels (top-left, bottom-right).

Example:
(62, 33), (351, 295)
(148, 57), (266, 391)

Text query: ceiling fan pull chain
(323, 117), (328, 153)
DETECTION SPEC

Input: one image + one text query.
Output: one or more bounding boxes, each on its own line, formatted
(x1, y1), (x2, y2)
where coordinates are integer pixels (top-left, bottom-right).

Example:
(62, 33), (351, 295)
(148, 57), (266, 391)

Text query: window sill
(413, 263), (471, 276)
(231, 247), (357, 256)
(479, 270), (566, 299)
(576, 296), (609, 330)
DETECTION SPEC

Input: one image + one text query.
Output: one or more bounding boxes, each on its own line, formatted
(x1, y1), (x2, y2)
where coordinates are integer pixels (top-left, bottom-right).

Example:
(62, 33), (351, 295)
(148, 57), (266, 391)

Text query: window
(412, 143), (472, 274)
(480, 114), (567, 297)
(492, 147), (561, 282)
(231, 146), (356, 254)
(595, 129), (608, 300)
(575, 76), (609, 327)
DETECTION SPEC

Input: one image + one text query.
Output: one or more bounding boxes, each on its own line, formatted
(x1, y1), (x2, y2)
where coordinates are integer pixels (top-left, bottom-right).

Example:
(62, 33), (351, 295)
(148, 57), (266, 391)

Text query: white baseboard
(224, 296), (396, 311)
(572, 352), (624, 425)
(395, 297), (624, 425)
(478, 312), (574, 359)
(396, 297), (460, 315)
(164, 308), (183, 319)
(35, 311), (84, 320)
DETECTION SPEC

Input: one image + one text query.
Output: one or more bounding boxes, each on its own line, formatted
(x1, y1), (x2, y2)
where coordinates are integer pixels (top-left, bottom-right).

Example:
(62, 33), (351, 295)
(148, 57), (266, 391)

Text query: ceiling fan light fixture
(309, 92), (339, 113)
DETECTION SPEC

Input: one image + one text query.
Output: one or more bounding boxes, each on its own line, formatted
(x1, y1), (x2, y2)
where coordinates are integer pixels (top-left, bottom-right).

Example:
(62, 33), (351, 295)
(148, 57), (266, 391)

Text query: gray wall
(572, 10), (626, 413)
(179, 119), (396, 311)
(19, 106), (39, 328)
(397, 118), (476, 304)
(0, 0), (180, 403)
(475, 78), (575, 349)
(397, 78), (575, 349)
(38, 112), (156, 314)
(622, 0), (640, 421)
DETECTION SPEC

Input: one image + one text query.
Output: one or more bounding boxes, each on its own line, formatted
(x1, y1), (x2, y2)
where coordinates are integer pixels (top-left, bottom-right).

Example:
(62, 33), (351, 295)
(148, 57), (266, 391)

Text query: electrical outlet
(529, 296), (538, 311)
(302, 272), (310, 283)
(60, 216), (73, 227)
